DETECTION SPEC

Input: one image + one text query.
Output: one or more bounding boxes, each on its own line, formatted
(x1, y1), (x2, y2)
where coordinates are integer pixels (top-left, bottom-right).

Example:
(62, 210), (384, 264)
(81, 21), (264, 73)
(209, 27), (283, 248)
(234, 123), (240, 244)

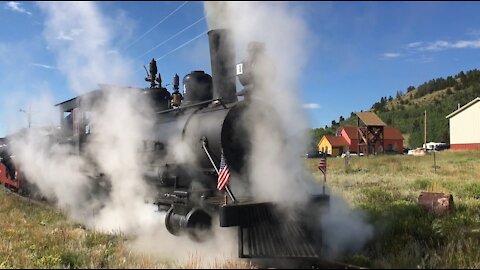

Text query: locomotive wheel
(186, 208), (213, 242)
(165, 207), (181, 236)
(164, 206), (213, 242)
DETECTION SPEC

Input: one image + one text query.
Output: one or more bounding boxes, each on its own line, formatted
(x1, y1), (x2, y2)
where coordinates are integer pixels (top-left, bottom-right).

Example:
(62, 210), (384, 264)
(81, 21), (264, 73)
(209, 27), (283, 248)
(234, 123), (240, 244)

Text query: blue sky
(1, 1), (480, 137)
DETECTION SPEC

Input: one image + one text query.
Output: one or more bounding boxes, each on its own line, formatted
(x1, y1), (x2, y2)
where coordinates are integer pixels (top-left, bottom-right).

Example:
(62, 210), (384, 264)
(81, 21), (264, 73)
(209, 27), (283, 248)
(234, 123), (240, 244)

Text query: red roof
(340, 126), (403, 140)
(384, 127), (404, 140)
(341, 126), (358, 140)
(323, 135), (349, 147)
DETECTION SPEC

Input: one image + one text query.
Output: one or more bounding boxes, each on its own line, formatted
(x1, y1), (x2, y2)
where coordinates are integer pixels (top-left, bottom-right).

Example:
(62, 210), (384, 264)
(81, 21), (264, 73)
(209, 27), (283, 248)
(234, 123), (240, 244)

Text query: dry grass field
(306, 150), (480, 268)
(0, 191), (253, 269)
(0, 150), (478, 268)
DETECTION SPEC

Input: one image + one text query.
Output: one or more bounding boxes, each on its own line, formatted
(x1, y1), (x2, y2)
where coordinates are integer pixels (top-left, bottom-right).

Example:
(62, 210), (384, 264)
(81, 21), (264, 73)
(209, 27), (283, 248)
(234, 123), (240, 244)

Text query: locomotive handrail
(154, 98), (226, 114)
(201, 137), (236, 203)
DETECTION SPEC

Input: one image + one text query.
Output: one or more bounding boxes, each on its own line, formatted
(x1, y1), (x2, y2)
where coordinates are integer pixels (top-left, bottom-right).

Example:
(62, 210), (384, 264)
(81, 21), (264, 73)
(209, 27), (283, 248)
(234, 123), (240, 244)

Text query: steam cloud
(38, 1), (134, 94)
(5, 0), (373, 265)
(205, 1), (315, 204)
(205, 1), (374, 256)
(7, 1), (238, 266)
(10, 2), (158, 233)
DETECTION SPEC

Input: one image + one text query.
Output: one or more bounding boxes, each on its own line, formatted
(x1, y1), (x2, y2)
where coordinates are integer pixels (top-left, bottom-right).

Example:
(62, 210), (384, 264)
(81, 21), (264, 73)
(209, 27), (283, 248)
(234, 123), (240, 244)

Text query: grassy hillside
(306, 150), (480, 268)
(310, 69), (480, 148)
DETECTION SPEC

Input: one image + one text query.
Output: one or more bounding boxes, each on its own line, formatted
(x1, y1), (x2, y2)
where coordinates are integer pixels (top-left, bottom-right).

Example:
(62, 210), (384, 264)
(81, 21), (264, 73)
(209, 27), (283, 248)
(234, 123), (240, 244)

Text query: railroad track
(250, 257), (367, 269)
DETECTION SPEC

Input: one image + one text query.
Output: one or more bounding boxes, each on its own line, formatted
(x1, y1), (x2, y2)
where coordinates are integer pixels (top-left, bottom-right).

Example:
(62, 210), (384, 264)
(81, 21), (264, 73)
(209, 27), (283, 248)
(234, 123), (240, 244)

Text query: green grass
(0, 189), (254, 269)
(306, 150), (480, 268)
(0, 190), (169, 269)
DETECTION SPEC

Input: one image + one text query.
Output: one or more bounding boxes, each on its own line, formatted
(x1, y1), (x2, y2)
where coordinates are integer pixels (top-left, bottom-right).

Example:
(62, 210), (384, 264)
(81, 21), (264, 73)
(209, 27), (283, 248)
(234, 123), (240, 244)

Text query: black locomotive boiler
(48, 29), (330, 259)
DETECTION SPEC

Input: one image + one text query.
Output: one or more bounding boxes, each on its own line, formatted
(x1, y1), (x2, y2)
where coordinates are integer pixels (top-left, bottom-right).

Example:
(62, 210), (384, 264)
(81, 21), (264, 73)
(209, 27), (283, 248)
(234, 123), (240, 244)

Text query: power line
(135, 30), (208, 75)
(124, 1), (189, 51)
(156, 30), (208, 62)
(135, 16), (206, 60)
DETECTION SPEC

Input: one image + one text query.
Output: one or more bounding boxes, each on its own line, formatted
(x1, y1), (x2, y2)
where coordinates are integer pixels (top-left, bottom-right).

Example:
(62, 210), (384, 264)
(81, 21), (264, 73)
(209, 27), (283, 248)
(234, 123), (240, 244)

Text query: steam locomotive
(0, 29), (330, 259)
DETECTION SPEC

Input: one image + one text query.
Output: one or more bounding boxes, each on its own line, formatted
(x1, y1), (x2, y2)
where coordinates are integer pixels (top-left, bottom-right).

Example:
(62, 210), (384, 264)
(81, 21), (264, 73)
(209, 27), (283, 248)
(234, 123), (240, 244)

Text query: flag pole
(225, 185), (236, 203)
(318, 153), (327, 195)
(201, 138), (236, 203)
(322, 170), (326, 195)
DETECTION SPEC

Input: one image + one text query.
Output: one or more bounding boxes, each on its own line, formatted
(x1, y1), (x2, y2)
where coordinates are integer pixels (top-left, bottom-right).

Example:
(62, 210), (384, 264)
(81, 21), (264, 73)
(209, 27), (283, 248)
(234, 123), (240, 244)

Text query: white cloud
(5, 1), (32, 15)
(30, 63), (56, 69)
(417, 39), (480, 51)
(419, 40), (449, 51)
(302, 103), (321, 109)
(382, 52), (401, 59)
(451, 39), (480, 49)
(407, 41), (423, 48)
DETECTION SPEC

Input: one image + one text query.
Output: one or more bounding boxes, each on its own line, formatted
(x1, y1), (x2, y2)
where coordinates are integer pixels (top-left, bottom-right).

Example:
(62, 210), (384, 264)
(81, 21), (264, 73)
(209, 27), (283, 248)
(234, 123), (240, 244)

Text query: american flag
(318, 157), (327, 175)
(217, 152), (230, 191)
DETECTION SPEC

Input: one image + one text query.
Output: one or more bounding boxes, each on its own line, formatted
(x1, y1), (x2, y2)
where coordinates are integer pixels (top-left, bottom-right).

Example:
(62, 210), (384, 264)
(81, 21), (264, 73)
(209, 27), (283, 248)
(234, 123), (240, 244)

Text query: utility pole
(19, 106), (31, 128)
(424, 110), (427, 149)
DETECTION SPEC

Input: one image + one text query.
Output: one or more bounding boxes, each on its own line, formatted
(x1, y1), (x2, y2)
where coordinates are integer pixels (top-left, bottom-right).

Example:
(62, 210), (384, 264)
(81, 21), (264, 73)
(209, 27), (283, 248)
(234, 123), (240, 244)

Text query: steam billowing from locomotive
(1, 1), (373, 264)
(205, 1), (373, 256)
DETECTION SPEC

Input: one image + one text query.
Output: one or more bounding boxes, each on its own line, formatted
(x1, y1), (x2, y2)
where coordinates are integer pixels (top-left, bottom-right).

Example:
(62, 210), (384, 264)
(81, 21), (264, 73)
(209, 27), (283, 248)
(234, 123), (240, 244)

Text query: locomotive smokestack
(208, 29), (237, 103)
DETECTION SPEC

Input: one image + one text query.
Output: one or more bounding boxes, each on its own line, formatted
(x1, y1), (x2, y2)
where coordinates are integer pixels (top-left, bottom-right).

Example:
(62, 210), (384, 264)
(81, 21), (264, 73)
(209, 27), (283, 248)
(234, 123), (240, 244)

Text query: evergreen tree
(396, 90), (403, 98)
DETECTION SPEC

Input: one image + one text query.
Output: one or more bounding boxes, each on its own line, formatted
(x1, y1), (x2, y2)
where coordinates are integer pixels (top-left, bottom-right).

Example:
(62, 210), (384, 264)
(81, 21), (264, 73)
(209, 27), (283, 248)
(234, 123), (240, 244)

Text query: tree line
(308, 69), (480, 149)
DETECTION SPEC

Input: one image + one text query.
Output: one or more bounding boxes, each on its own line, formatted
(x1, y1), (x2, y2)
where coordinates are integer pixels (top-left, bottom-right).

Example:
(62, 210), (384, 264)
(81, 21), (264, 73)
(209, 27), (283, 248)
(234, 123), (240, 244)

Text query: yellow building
(318, 135), (349, 156)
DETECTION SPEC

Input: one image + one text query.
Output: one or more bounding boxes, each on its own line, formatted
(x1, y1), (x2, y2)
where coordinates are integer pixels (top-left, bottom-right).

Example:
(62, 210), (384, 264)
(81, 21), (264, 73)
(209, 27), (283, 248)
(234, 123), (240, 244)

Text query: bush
(61, 251), (84, 269)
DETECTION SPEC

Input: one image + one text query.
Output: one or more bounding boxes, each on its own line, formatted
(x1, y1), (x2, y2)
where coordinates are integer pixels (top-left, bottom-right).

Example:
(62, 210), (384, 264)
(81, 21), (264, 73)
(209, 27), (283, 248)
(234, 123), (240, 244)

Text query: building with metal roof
(446, 97), (480, 150)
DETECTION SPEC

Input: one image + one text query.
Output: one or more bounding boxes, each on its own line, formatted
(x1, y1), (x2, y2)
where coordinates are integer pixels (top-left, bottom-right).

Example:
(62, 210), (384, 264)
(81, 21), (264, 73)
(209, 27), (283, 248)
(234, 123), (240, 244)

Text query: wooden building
(317, 135), (349, 156)
(339, 125), (404, 154)
(446, 97), (480, 150)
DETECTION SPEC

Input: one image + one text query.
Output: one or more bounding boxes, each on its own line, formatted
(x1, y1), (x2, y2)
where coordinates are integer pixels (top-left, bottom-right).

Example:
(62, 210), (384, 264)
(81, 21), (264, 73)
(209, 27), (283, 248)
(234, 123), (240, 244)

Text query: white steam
(320, 194), (374, 257)
(10, 1), (153, 233)
(205, 1), (374, 256)
(10, 75), (160, 234)
(38, 2), (134, 94)
(81, 88), (159, 232)
(205, 1), (312, 205)
(7, 1), (240, 264)
(6, 0), (374, 264)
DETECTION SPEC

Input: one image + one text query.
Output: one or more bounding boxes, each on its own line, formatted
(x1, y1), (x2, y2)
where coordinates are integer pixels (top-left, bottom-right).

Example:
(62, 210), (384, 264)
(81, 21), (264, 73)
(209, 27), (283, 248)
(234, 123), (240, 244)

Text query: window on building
(387, 144), (393, 151)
